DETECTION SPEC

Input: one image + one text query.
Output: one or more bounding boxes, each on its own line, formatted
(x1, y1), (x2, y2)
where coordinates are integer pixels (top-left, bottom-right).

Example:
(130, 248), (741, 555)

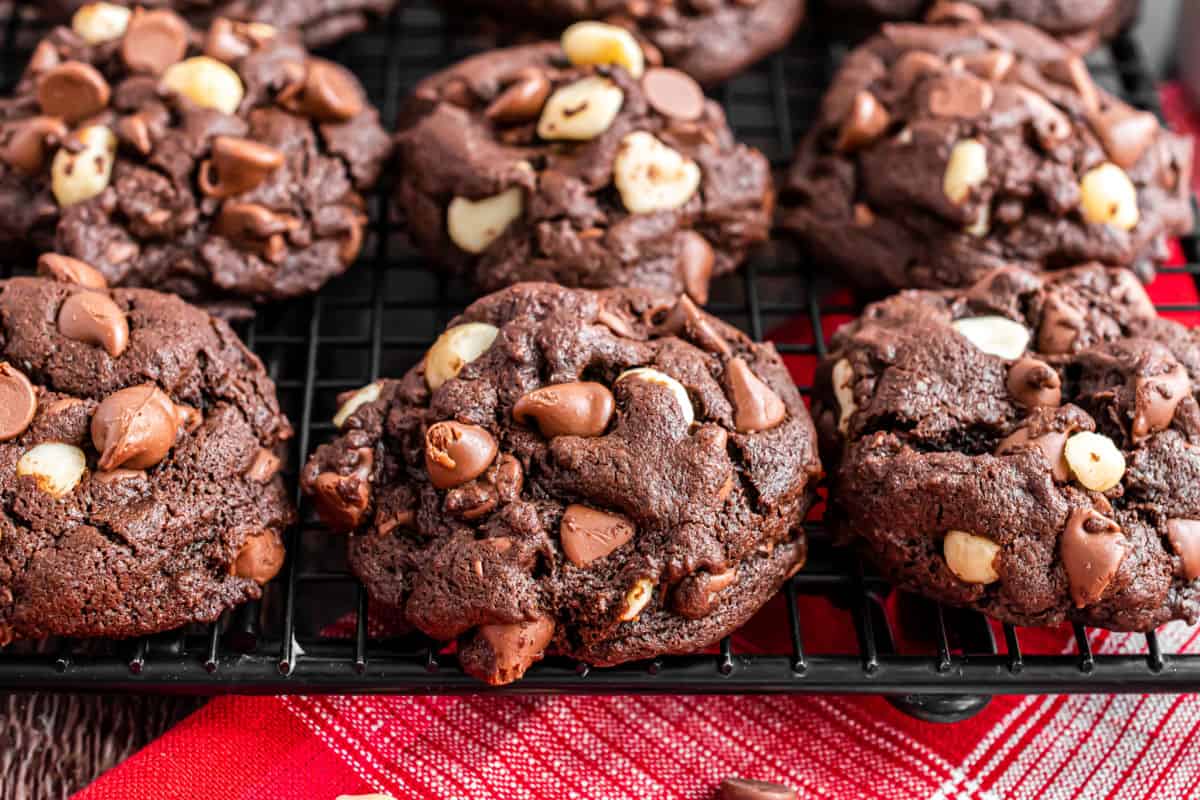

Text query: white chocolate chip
(333, 381), (383, 428)
(613, 131), (701, 215)
(619, 577), (654, 621)
(51, 125), (116, 207)
(1079, 162), (1139, 231)
(561, 21), (645, 78)
(952, 316), (1030, 360)
(537, 77), (624, 141)
(447, 187), (523, 254)
(1064, 431), (1126, 492)
(943, 139), (988, 205)
(425, 322), (500, 390)
(617, 367), (694, 426)
(72, 2), (131, 43)
(832, 358), (856, 435)
(943, 530), (1000, 584)
(161, 56), (245, 114)
(17, 443), (87, 498)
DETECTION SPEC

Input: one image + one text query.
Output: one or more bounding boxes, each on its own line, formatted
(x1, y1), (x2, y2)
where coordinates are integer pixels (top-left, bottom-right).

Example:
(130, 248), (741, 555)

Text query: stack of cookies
(2, 0), (1196, 687)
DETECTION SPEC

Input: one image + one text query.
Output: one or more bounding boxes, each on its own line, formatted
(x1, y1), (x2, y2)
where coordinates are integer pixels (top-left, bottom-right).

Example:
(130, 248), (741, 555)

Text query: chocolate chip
(36, 61), (110, 124)
(198, 136), (285, 198)
(1167, 519), (1200, 581)
(719, 777), (797, 800)
(116, 112), (155, 155)
(485, 69), (552, 123)
(673, 567), (737, 618)
(425, 421), (498, 489)
(122, 9), (189, 75)
(890, 50), (944, 96)
(727, 357), (787, 433)
(212, 202), (300, 262)
(836, 90), (890, 152)
(513, 381), (615, 438)
(58, 291), (129, 357)
(996, 427), (1071, 481)
(38, 253), (108, 289)
(647, 295), (730, 355)
(245, 448), (281, 483)
(230, 530), (286, 584)
(1042, 56), (1098, 113)
(0, 116), (68, 174)
(91, 384), (182, 471)
(923, 73), (993, 119)
(1037, 294), (1084, 355)
(1132, 364), (1191, 442)
(1006, 358), (1061, 409)
(278, 59), (364, 122)
(957, 50), (1014, 81)
(642, 67), (705, 121)
(28, 40), (60, 74)
(560, 504), (635, 567)
(0, 363), (37, 442)
(677, 231), (715, 304)
(311, 448), (373, 530)
(471, 617), (555, 685)
(1089, 104), (1160, 170)
(204, 18), (275, 63)
(1060, 507), (1127, 608)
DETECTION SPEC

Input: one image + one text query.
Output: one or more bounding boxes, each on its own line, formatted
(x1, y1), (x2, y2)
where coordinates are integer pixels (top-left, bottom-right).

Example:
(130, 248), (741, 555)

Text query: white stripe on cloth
(927, 621), (1200, 800)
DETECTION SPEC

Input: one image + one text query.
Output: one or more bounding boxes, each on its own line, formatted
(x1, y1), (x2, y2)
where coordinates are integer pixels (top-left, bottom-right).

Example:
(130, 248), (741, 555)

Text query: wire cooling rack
(1, 1), (1199, 724)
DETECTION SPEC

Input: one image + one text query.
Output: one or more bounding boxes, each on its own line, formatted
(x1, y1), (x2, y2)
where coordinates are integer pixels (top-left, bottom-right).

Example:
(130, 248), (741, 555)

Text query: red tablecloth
(75, 90), (1200, 800)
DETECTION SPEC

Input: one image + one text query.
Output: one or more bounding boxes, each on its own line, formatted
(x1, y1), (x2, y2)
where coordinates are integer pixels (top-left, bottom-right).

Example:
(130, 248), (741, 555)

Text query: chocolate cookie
(814, 264), (1200, 631)
(0, 258), (294, 643)
(43, 0), (399, 49)
(302, 283), (820, 684)
(819, 0), (1139, 52)
(779, 16), (1193, 291)
(457, 0), (806, 86)
(394, 34), (774, 303)
(0, 10), (391, 304)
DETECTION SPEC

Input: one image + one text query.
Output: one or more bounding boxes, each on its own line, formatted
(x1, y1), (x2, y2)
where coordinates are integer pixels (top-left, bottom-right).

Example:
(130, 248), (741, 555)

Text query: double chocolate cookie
(0, 9), (391, 304)
(780, 15), (1193, 291)
(458, 0), (806, 86)
(394, 32), (774, 303)
(819, 0), (1139, 51)
(0, 257), (294, 643)
(44, 0), (399, 49)
(815, 264), (1200, 630)
(303, 283), (820, 684)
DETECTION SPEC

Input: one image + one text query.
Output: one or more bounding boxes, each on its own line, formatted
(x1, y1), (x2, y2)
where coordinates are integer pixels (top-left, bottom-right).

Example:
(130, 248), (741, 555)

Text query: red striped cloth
(75, 90), (1200, 800)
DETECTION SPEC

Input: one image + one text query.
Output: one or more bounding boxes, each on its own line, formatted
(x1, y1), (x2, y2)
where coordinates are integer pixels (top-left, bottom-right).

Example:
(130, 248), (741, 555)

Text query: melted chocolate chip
(560, 504), (635, 567)
(1060, 507), (1127, 608)
(513, 382), (615, 438)
(57, 291), (129, 358)
(0, 362), (37, 442)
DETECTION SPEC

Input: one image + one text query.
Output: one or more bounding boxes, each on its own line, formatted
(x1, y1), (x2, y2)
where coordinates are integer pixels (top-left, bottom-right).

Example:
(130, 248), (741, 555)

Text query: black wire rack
(2, 1), (1199, 724)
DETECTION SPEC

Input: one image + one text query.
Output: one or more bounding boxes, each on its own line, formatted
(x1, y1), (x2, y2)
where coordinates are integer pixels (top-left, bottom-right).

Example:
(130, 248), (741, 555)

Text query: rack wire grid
(0, 1), (1198, 724)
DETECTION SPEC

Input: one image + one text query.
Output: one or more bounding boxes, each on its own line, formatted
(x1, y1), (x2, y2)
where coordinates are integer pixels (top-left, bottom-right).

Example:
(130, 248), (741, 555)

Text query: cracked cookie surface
(454, 0), (807, 86)
(394, 37), (773, 304)
(819, 0), (1139, 51)
(814, 264), (1200, 630)
(0, 264), (294, 643)
(780, 13), (1192, 291)
(43, 0), (399, 49)
(0, 9), (391, 305)
(303, 282), (820, 684)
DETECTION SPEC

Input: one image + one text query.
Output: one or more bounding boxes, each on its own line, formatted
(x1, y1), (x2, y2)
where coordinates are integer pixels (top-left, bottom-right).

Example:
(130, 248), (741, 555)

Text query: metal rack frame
(1, 2), (1198, 723)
